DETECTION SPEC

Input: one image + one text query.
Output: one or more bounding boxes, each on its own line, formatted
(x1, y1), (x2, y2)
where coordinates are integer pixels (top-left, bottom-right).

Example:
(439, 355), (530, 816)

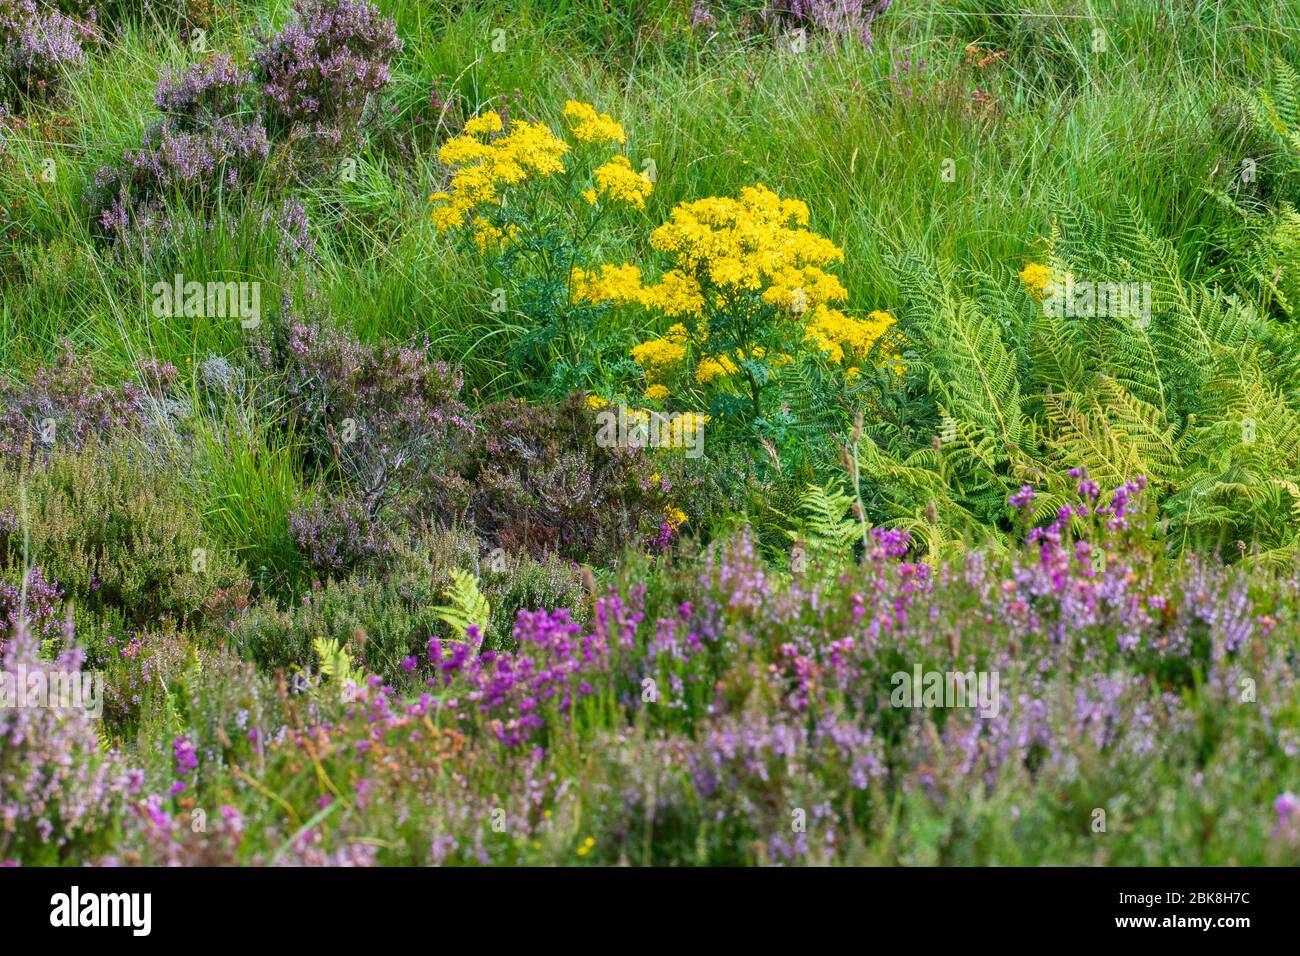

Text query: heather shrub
(0, 619), (138, 864)
(482, 549), (588, 652)
(287, 488), (389, 576)
(0, 0), (94, 106)
(761, 0), (891, 47)
(0, 444), (248, 630)
(0, 563), (63, 639)
(153, 52), (259, 132)
(90, 54), (271, 252)
(91, 641), (288, 865)
(457, 393), (673, 565)
(232, 529), (477, 680)
(276, 318), (473, 522)
(253, 0), (401, 148)
(0, 349), (177, 462)
(88, 472), (1299, 866)
(92, 621), (194, 729)
(234, 528), (587, 680)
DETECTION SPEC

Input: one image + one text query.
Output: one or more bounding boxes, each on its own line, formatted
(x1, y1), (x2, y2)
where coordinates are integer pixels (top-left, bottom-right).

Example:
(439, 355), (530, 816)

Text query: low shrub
(457, 393), (674, 565)
(0, 0), (94, 106)
(275, 318), (474, 522)
(0, 444), (248, 631)
(254, 0), (401, 149)
(232, 530), (476, 680)
(0, 349), (177, 463)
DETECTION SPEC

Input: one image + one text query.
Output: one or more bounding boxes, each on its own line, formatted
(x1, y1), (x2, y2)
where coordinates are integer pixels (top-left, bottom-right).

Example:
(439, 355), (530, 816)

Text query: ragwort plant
(579, 183), (904, 443)
(428, 100), (654, 396)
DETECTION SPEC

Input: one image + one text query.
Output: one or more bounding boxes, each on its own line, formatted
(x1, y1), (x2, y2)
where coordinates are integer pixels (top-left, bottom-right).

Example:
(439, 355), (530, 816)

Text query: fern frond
(433, 569), (491, 649)
(314, 636), (361, 690)
(788, 480), (860, 555)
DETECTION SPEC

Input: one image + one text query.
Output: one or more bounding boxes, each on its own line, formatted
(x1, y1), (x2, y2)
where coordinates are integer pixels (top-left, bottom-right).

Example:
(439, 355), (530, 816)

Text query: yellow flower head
(572, 263), (645, 306)
(646, 185), (845, 328)
(643, 384), (670, 401)
(1019, 262), (1056, 300)
(563, 100), (626, 144)
(802, 305), (896, 366)
(431, 119), (570, 233)
(464, 111), (503, 138)
(592, 155), (653, 210)
(695, 354), (737, 384)
(630, 336), (687, 377)
(639, 271), (705, 317)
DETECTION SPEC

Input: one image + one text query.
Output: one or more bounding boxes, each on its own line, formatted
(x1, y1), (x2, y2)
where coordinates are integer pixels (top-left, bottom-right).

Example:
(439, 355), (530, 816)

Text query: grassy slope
(4, 1), (1297, 381)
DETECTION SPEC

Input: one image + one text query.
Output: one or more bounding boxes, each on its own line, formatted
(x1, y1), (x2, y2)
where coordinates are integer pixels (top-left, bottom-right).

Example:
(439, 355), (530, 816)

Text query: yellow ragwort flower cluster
(694, 353), (737, 384)
(1019, 262), (1056, 300)
(805, 308), (896, 364)
(590, 155), (653, 210)
(563, 100), (626, 144)
(431, 102), (650, 247)
(429, 110), (569, 247)
(573, 184), (898, 384)
(572, 263), (647, 307)
(629, 332), (687, 375)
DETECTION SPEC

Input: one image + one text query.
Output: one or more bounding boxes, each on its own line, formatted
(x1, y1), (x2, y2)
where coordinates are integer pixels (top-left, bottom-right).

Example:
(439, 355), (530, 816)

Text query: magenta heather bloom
(418, 594), (643, 747)
(1009, 485), (1036, 510)
(0, 566), (63, 638)
(1274, 792), (1300, 841)
(169, 735), (198, 795)
(173, 735), (198, 776)
(1276, 791), (1300, 818)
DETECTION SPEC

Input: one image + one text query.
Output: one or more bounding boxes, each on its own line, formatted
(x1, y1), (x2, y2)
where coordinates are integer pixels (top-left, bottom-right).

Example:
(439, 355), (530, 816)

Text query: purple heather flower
(172, 735), (198, 779)
(1009, 485), (1036, 510)
(1276, 792), (1300, 819)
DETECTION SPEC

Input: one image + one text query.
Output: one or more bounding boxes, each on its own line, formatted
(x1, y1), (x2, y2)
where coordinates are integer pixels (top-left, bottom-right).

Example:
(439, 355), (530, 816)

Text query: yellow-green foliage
(433, 568), (491, 648)
(0, 444), (247, 628)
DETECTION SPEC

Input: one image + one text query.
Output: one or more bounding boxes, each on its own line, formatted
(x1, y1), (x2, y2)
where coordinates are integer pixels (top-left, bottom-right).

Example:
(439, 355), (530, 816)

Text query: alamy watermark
(1043, 276), (1151, 326)
(0, 665), (103, 718)
(152, 275), (261, 328)
(50, 886), (151, 936)
(594, 404), (706, 459)
(890, 664), (1000, 718)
